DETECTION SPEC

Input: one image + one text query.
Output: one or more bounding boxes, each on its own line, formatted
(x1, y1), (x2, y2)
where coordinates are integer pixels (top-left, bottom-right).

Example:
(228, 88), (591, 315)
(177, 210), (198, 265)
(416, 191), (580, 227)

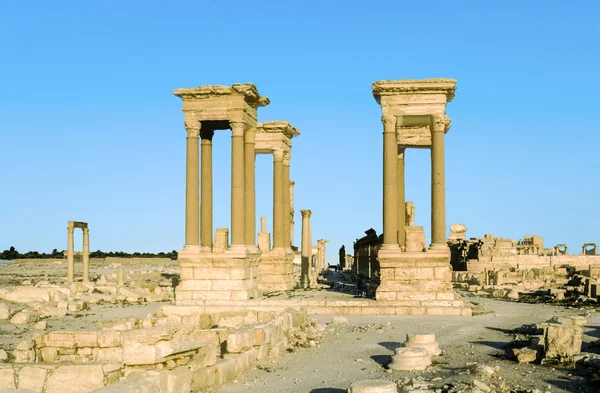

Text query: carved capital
(184, 112), (201, 137)
(229, 121), (245, 137)
(381, 115), (397, 127)
(431, 115), (450, 133)
(273, 149), (284, 160)
(283, 151), (291, 166)
(300, 209), (312, 218)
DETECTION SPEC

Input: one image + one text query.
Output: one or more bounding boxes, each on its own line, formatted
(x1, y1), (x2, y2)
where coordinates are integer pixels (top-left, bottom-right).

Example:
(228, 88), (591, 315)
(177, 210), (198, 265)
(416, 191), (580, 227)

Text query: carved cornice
(256, 121), (300, 138)
(372, 78), (456, 103)
(173, 83), (270, 107)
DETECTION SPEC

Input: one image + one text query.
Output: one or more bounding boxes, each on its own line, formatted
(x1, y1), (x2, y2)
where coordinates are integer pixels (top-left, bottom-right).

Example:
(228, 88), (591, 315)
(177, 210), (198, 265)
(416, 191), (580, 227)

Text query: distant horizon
(2, 1), (599, 265)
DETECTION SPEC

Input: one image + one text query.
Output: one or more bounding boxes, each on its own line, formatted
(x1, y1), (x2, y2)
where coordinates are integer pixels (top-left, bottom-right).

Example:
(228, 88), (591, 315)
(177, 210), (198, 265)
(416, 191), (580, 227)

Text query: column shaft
(185, 127), (200, 246)
(82, 228), (89, 282)
(300, 210), (312, 288)
(272, 151), (284, 250)
(431, 120), (446, 247)
(282, 153), (291, 250)
(382, 115), (399, 247)
(230, 122), (245, 247)
(67, 226), (74, 282)
(397, 148), (406, 247)
(201, 131), (214, 251)
(244, 128), (257, 248)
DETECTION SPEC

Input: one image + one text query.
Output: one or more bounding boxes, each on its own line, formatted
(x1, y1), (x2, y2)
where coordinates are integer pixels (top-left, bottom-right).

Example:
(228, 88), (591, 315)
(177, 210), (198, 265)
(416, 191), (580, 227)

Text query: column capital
(184, 113), (201, 137)
(200, 129), (214, 141)
(273, 149), (284, 160)
(300, 209), (312, 218)
(431, 114), (450, 133)
(229, 120), (245, 136)
(381, 114), (397, 129)
(283, 151), (291, 166)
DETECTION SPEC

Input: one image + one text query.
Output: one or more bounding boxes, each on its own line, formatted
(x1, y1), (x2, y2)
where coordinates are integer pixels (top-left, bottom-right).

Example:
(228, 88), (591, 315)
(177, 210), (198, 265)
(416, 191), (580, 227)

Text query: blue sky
(1, 1), (599, 263)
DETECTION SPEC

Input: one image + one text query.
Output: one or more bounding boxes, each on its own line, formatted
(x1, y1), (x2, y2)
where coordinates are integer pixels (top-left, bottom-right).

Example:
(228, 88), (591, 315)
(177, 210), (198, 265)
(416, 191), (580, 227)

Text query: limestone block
(89, 375), (160, 393)
(43, 332), (76, 348)
(10, 310), (39, 325)
(67, 301), (88, 312)
(403, 334), (441, 356)
(98, 331), (122, 348)
(512, 347), (537, 363)
(0, 304), (11, 320)
(544, 323), (583, 358)
(118, 288), (140, 302)
(38, 305), (67, 318)
(17, 366), (47, 393)
(0, 350), (7, 363)
(92, 348), (123, 364)
(388, 347), (431, 371)
(74, 331), (98, 347)
(550, 315), (587, 327)
(347, 380), (398, 393)
(213, 228), (229, 253)
(0, 368), (15, 389)
(160, 367), (192, 393)
(226, 328), (255, 353)
(449, 224), (467, 240)
(214, 358), (237, 385)
(258, 232), (270, 254)
(4, 288), (50, 303)
(405, 226), (426, 252)
(45, 365), (104, 393)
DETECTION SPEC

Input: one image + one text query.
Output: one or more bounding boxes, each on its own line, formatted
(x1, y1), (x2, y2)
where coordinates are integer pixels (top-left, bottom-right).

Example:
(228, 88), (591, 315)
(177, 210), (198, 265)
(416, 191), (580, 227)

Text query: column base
(429, 243), (449, 251)
(176, 249), (261, 304)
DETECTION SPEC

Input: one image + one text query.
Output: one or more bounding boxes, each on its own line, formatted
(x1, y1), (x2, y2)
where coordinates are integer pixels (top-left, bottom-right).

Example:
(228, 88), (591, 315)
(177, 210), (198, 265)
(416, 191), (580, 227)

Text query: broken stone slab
(3, 288), (51, 303)
(388, 347), (431, 371)
(332, 316), (349, 325)
(512, 347), (537, 363)
(544, 323), (583, 358)
(347, 380), (398, 393)
(45, 365), (105, 393)
(10, 310), (39, 325)
(403, 334), (441, 356)
(549, 315), (587, 327)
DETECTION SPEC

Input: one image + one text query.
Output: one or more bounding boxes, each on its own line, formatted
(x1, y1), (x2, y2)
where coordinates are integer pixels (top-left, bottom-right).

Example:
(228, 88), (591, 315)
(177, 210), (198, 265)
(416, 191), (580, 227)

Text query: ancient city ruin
(1, 79), (599, 393)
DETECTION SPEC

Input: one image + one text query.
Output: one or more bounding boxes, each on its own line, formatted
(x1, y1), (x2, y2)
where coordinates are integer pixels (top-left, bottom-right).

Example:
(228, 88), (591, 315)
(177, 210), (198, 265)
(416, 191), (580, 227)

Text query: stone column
(272, 149), (285, 251)
(300, 209), (312, 288)
(381, 115), (399, 248)
(244, 127), (257, 250)
(82, 227), (89, 282)
(289, 181), (295, 247)
(117, 266), (125, 286)
(200, 129), (214, 252)
(184, 121), (200, 248)
(397, 147), (406, 248)
(67, 223), (74, 282)
(431, 115), (447, 248)
(230, 121), (245, 249)
(282, 152), (291, 250)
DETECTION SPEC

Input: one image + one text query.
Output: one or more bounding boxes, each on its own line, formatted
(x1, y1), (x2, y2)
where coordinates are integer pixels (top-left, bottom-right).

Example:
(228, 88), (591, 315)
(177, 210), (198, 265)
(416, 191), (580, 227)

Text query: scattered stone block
(347, 379), (397, 393)
(34, 322), (47, 330)
(10, 310), (39, 325)
(544, 323), (583, 358)
(0, 304), (11, 320)
(513, 347), (537, 363)
(332, 316), (349, 325)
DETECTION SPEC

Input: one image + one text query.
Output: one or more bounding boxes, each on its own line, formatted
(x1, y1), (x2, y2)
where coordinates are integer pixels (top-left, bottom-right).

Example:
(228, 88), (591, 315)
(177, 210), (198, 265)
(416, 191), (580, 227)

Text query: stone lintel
(173, 83), (270, 107)
(255, 132), (291, 155)
(257, 121), (300, 139)
(372, 78), (456, 103)
(68, 221), (88, 229)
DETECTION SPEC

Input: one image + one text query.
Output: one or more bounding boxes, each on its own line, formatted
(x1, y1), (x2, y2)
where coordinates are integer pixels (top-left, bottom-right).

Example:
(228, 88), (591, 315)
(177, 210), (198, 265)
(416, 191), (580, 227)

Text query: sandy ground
(214, 297), (599, 393)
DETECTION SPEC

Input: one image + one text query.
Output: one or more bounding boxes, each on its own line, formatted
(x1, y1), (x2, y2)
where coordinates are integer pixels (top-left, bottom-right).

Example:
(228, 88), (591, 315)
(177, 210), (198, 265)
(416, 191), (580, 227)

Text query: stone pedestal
(257, 251), (295, 292)
(376, 247), (454, 302)
(176, 250), (261, 304)
(405, 226), (426, 252)
(403, 333), (441, 356)
(388, 347), (431, 371)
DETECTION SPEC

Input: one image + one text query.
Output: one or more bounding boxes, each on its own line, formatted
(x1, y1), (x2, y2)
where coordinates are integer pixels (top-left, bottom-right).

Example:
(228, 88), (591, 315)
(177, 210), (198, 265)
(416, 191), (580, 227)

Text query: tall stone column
(381, 115), (399, 249)
(300, 209), (312, 288)
(431, 115), (448, 248)
(397, 147), (406, 248)
(200, 129), (214, 252)
(67, 223), (74, 282)
(244, 127), (257, 250)
(272, 149), (284, 251)
(282, 152), (291, 250)
(289, 181), (295, 247)
(82, 227), (89, 282)
(230, 121), (245, 249)
(184, 121), (200, 248)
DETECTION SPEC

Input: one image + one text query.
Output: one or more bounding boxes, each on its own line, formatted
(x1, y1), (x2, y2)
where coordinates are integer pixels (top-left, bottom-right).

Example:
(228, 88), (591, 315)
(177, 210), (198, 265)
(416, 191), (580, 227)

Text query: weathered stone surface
(89, 375), (159, 393)
(513, 347), (537, 363)
(550, 315), (587, 327)
(3, 288), (50, 303)
(403, 333), (441, 356)
(0, 351), (7, 363)
(10, 310), (39, 325)
(544, 323), (583, 358)
(17, 366), (47, 393)
(0, 304), (11, 320)
(0, 368), (15, 389)
(347, 379), (397, 393)
(388, 347), (431, 371)
(45, 365), (104, 393)
(332, 316), (349, 325)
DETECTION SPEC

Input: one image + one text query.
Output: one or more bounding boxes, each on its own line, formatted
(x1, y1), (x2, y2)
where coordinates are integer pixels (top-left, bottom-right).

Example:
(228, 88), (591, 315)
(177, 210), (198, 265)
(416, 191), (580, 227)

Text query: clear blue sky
(1, 1), (599, 263)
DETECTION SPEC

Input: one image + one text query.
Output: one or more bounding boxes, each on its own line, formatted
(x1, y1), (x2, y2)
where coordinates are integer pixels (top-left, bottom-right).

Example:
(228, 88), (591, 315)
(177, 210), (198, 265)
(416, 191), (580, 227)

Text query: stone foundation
(376, 247), (460, 308)
(177, 250), (260, 304)
(257, 252), (294, 292)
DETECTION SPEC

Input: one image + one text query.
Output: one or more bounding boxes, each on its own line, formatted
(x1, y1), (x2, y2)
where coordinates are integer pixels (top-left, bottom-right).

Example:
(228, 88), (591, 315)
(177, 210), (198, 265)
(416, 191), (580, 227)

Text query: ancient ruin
(66, 221), (90, 283)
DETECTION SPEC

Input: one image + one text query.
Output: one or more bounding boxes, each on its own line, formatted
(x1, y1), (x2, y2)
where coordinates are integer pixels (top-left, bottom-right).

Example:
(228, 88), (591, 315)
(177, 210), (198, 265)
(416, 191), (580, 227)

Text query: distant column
(200, 129), (214, 252)
(397, 147), (406, 248)
(82, 227), (89, 283)
(272, 150), (285, 251)
(244, 127), (257, 250)
(381, 115), (399, 248)
(117, 266), (125, 286)
(431, 115), (448, 248)
(184, 121), (200, 247)
(230, 121), (245, 249)
(289, 181), (295, 247)
(300, 209), (312, 288)
(67, 222), (74, 282)
(282, 152), (291, 250)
